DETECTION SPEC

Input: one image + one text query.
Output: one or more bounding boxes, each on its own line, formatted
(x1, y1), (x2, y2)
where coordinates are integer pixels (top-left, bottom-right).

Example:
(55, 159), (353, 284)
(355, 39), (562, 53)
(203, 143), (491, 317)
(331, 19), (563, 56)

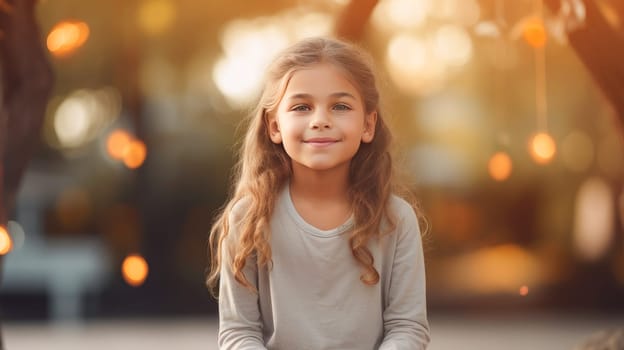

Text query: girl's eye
(333, 103), (351, 111)
(292, 105), (311, 112)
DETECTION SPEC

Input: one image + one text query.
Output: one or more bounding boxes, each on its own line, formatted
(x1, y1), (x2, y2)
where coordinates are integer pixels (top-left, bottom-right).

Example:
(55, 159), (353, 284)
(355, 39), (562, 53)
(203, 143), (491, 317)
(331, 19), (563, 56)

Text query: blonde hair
(207, 36), (422, 295)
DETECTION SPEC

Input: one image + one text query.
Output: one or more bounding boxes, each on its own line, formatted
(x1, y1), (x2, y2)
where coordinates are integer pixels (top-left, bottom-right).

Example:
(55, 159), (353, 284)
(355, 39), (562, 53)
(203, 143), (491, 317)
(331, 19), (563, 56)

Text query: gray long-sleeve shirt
(218, 186), (430, 349)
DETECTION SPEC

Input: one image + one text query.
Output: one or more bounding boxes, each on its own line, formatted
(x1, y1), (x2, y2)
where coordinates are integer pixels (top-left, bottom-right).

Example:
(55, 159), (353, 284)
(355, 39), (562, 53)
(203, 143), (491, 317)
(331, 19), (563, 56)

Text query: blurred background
(1, 0), (623, 349)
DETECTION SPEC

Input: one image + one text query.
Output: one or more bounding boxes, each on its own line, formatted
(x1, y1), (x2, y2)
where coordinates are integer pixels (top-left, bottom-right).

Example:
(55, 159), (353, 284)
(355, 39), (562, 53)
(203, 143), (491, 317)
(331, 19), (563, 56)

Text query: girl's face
(268, 63), (377, 174)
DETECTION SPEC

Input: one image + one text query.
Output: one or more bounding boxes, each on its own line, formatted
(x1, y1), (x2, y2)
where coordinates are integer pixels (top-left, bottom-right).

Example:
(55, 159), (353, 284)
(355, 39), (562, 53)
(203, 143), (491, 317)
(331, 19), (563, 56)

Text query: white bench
(1, 169), (111, 322)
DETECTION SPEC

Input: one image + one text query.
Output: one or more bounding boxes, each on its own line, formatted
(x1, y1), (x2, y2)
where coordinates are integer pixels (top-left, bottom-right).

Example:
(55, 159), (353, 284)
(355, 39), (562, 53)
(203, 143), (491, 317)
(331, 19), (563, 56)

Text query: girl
(207, 37), (430, 349)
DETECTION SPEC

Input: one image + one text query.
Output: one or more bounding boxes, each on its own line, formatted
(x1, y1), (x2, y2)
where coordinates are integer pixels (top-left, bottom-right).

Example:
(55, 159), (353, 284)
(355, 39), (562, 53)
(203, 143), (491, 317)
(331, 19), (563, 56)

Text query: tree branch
(544, 0), (624, 134)
(334, 0), (378, 42)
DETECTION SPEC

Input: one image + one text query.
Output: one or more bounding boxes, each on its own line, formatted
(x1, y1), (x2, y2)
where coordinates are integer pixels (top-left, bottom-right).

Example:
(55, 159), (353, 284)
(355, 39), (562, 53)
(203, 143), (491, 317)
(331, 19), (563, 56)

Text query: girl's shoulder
(388, 194), (417, 218)
(230, 196), (252, 222)
(387, 194), (421, 233)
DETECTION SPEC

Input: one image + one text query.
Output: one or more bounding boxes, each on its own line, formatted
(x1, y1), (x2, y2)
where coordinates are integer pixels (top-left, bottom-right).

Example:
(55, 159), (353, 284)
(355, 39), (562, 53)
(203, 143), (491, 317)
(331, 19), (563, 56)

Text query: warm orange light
(0, 226), (12, 255)
(122, 254), (149, 287)
(123, 140), (147, 169)
(523, 18), (547, 48)
(47, 21), (90, 57)
(488, 152), (512, 181)
(106, 129), (133, 160)
(529, 132), (556, 164)
(519, 285), (529, 296)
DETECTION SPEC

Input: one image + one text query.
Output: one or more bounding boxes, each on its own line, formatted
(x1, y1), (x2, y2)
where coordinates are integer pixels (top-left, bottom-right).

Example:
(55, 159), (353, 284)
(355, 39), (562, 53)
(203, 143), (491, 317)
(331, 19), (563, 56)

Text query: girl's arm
(217, 211), (268, 350)
(379, 203), (430, 350)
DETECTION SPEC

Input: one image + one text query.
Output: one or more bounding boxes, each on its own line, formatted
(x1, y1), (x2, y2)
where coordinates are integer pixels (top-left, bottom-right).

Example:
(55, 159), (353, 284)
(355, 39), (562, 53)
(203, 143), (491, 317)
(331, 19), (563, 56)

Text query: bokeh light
(122, 254), (149, 287)
(431, 0), (480, 27)
(137, 0), (176, 37)
(488, 151), (512, 181)
(54, 92), (95, 148)
(213, 20), (289, 106)
(372, 0), (431, 31)
(523, 17), (547, 48)
(529, 132), (556, 165)
(436, 244), (542, 295)
(432, 24), (473, 67)
(385, 33), (446, 96)
(47, 20), (90, 57)
(107, 129), (133, 160)
(51, 88), (121, 150)
(123, 139), (147, 169)
(519, 285), (529, 296)
(573, 177), (615, 262)
(0, 226), (12, 255)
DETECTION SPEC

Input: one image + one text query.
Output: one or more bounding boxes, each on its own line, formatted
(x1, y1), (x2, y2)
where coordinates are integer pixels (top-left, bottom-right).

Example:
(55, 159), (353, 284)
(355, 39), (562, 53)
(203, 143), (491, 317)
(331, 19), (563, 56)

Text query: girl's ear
(361, 111), (377, 143)
(267, 113), (282, 144)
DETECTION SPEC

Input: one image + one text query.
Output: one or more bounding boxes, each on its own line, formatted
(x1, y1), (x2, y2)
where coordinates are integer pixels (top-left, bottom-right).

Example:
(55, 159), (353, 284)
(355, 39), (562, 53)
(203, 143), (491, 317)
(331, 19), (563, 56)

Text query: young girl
(207, 37), (430, 349)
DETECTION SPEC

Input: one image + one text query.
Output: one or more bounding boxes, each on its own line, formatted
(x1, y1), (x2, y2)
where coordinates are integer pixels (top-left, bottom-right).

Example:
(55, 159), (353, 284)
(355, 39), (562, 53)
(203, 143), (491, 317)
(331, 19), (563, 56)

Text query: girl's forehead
(281, 63), (363, 98)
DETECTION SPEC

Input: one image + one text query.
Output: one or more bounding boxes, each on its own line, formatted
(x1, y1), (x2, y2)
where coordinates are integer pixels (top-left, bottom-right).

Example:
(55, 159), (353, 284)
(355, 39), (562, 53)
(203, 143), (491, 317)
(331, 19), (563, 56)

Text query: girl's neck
(289, 165), (350, 203)
(288, 164), (352, 230)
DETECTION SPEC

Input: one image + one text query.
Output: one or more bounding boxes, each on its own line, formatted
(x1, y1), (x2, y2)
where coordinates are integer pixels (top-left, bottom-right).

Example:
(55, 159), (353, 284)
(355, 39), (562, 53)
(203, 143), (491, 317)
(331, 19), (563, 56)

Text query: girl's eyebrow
(286, 92), (357, 101)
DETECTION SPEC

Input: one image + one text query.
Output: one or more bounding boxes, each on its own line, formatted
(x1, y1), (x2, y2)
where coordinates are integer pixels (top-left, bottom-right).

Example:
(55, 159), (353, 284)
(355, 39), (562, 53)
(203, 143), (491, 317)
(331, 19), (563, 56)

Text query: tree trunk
(0, 0), (54, 346)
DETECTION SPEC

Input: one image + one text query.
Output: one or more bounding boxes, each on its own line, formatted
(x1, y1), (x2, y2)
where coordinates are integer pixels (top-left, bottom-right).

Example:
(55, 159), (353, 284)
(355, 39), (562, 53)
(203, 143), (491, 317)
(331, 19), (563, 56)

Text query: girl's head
(251, 36), (392, 193)
(261, 36), (381, 121)
(208, 37), (402, 294)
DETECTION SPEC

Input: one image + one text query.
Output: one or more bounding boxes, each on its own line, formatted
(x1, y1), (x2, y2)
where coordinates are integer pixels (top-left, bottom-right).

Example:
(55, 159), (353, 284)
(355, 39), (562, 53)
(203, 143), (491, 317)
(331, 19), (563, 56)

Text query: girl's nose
(310, 111), (331, 129)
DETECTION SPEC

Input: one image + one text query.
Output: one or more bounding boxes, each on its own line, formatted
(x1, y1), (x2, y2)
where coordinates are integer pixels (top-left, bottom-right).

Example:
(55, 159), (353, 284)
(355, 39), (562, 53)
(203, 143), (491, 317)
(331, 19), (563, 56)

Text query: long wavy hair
(207, 36), (423, 295)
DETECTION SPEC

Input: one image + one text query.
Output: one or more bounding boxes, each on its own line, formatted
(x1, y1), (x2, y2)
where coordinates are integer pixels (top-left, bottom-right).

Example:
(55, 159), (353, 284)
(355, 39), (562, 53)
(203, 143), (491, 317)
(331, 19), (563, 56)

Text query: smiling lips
(303, 137), (338, 147)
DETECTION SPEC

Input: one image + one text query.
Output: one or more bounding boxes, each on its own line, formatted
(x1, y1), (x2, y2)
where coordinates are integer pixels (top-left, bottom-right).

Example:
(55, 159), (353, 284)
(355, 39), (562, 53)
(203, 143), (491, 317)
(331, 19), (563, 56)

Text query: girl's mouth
(304, 138), (338, 146)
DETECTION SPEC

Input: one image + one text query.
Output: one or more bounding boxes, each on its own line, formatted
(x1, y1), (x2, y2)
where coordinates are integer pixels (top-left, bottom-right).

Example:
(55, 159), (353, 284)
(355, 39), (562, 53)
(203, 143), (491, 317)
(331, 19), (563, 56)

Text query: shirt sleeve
(217, 212), (268, 350)
(379, 206), (430, 350)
